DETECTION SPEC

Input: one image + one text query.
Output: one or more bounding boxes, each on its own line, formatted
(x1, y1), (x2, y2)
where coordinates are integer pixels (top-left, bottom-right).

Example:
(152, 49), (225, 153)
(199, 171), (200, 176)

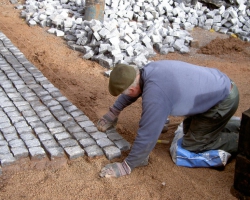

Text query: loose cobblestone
(0, 32), (131, 172)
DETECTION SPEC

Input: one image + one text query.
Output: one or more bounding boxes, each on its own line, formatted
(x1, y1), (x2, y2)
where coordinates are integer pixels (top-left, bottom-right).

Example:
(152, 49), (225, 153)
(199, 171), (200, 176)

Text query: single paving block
(58, 138), (78, 148)
(83, 126), (98, 133)
(11, 146), (29, 159)
(103, 146), (121, 160)
(24, 138), (41, 148)
(8, 138), (25, 148)
(84, 145), (104, 158)
(90, 131), (107, 140)
(29, 146), (47, 160)
(46, 146), (65, 160)
(79, 138), (96, 148)
(41, 139), (59, 149)
(0, 153), (16, 167)
(96, 137), (114, 148)
(73, 132), (90, 141)
(78, 120), (94, 128)
(37, 132), (54, 141)
(114, 139), (131, 151)
(64, 146), (85, 160)
(54, 132), (72, 141)
(107, 131), (123, 141)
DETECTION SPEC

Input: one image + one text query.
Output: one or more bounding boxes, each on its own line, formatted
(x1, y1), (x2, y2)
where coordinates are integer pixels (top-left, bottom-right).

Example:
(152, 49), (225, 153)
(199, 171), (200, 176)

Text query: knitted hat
(109, 64), (136, 96)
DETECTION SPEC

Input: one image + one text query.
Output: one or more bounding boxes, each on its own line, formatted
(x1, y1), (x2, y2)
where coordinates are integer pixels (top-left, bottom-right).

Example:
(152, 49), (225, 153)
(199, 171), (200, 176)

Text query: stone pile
(17, 0), (250, 68)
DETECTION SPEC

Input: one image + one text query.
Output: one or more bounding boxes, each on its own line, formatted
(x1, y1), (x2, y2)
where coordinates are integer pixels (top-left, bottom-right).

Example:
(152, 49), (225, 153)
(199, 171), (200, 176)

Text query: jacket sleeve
(112, 94), (139, 111)
(125, 86), (172, 170)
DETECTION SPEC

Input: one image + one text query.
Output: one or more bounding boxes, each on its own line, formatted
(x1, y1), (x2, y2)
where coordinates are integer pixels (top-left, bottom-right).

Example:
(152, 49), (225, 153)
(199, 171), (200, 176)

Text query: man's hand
(99, 161), (131, 178)
(97, 107), (120, 132)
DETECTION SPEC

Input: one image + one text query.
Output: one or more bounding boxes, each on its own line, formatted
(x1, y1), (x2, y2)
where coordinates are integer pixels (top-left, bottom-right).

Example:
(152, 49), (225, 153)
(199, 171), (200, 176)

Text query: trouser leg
(182, 81), (240, 154)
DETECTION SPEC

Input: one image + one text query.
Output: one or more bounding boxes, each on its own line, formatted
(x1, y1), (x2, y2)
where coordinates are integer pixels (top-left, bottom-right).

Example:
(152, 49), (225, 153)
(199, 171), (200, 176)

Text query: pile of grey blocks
(16, 0), (250, 69)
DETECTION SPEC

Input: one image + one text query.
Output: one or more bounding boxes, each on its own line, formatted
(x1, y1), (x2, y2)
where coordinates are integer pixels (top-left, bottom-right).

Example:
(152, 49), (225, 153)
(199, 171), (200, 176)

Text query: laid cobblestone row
(0, 32), (131, 174)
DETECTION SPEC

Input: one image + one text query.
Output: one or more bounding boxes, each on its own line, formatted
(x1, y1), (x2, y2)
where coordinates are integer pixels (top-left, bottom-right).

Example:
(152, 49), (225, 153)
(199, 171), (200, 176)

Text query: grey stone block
(103, 146), (121, 160)
(67, 125), (83, 133)
(73, 132), (90, 141)
(84, 126), (98, 133)
(64, 146), (84, 160)
(54, 132), (72, 141)
(107, 131), (123, 141)
(41, 139), (59, 149)
(0, 154), (16, 167)
(0, 145), (10, 154)
(9, 139), (25, 148)
(84, 145), (104, 157)
(58, 138), (78, 148)
(29, 146), (46, 160)
(4, 133), (19, 142)
(114, 139), (131, 151)
(11, 147), (29, 159)
(46, 146), (65, 159)
(37, 132), (54, 141)
(96, 138), (114, 148)
(78, 120), (94, 128)
(90, 131), (107, 140)
(24, 138), (41, 148)
(79, 138), (96, 148)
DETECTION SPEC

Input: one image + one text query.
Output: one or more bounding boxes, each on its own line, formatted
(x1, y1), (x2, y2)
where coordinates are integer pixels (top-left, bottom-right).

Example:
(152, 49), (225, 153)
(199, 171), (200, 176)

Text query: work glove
(97, 106), (120, 132)
(99, 156), (149, 178)
(99, 160), (131, 178)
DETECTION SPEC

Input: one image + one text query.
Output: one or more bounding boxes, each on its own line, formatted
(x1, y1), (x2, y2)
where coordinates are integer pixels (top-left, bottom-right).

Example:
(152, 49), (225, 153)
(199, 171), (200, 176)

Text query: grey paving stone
(9, 139), (25, 148)
(24, 138), (41, 148)
(63, 119), (78, 128)
(1, 126), (16, 135)
(83, 126), (98, 133)
(41, 139), (59, 149)
(33, 125), (50, 135)
(90, 131), (107, 140)
(84, 145), (104, 158)
(64, 105), (78, 113)
(67, 125), (83, 133)
(78, 120), (94, 128)
(49, 126), (66, 135)
(73, 132), (90, 141)
(29, 146), (46, 160)
(16, 126), (33, 134)
(20, 132), (36, 141)
(74, 115), (90, 122)
(11, 146), (29, 159)
(58, 138), (78, 148)
(96, 138), (114, 148)
(79, 138), (96, 148)
(102, 146), (121, 160)
(37, 132), (54, 141)
(0, 140), (8, 146)
(107, 131), (124, 141)
(70, 110), (85, 118)
(3, 133), (19, 142)
(46, 146), (65, 160)
(54, 132), (72, 141)
(0, 145), (10, 154)
(114, 139), (131, 151)
(0, 154), (16, 167)
(64, 146), (85, 160)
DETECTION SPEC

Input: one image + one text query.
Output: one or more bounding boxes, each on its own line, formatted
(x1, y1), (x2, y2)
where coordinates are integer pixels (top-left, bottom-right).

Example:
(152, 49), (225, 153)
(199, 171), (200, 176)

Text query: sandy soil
(0, 2), (250, 200)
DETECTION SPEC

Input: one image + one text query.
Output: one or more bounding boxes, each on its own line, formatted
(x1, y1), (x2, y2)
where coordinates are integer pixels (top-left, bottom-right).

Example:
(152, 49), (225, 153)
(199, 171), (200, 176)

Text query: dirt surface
(0, 2), (250, 200)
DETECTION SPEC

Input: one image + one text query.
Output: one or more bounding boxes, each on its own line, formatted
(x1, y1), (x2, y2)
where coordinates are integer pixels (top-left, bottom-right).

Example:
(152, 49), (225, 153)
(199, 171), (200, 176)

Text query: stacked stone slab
(17, 0), (250, 68)
(0, 32), (131, 170)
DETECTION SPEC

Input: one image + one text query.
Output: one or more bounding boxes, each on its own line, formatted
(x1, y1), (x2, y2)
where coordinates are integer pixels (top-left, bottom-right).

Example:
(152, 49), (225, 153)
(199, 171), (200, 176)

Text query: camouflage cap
(109, 64), (136, 96)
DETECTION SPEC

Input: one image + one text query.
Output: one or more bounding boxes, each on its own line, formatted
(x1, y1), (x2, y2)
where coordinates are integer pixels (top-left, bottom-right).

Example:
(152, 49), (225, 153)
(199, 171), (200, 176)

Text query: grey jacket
(112, 60), (231, 170)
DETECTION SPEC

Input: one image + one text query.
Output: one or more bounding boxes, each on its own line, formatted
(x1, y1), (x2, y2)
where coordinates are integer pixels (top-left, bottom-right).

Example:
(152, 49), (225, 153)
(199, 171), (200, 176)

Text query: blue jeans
(182, 81), (240, 154)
